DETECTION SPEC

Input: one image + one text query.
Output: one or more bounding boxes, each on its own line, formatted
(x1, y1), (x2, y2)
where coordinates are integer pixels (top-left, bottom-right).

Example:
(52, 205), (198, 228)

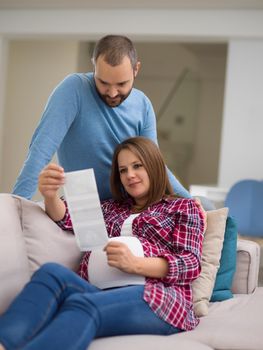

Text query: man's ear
(134, 61), (141, 77)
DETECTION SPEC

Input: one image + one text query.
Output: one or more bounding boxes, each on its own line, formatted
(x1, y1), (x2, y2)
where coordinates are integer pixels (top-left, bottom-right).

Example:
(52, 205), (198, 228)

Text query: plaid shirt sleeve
(160, 199), (204, 285)
(55, 199), (73, 231)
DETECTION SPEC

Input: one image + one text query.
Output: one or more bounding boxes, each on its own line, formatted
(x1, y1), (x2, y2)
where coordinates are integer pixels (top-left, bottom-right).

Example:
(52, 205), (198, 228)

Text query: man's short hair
(92, 35), (138, 70)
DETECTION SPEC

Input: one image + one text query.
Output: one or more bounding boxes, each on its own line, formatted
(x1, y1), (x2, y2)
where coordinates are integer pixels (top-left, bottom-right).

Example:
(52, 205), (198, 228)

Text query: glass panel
(157, 70), (200, 189)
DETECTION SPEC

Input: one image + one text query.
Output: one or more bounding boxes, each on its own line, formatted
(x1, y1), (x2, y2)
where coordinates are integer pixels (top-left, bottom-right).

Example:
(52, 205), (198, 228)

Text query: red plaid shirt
(57, 197), (205, 331)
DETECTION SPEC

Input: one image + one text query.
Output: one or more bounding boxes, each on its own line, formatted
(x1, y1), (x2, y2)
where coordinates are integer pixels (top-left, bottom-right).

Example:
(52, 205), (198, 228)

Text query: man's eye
(118, 82), (126, 87)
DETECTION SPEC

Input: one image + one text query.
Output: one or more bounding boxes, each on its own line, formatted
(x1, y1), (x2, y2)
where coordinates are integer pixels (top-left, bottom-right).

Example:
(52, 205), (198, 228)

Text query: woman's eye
(134, 163), (143, 169)
(119, 168), (126, 174)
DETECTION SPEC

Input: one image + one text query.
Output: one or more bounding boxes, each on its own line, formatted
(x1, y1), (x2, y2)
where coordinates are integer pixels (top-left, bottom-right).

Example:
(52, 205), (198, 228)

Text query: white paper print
(63, 168), (109, 251)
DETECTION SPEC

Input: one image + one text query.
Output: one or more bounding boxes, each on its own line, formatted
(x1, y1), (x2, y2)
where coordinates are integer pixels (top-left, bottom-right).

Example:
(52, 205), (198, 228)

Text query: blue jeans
(0, 263), (181, 350)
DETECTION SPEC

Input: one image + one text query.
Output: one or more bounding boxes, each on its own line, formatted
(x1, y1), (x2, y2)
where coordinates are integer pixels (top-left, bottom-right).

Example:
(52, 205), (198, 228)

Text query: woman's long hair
(110, 137), (177, 211)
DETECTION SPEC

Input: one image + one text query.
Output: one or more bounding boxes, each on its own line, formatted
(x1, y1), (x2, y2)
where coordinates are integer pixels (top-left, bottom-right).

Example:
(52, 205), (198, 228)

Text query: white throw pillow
(192, 207), (229, 317)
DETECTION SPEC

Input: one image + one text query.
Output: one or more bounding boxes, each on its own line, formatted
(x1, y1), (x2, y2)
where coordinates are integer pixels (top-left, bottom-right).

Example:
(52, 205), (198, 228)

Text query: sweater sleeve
(12, 74), (81, 199)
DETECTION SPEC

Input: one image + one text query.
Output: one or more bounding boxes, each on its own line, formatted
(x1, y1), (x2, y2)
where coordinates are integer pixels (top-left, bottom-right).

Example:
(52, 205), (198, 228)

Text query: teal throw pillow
(210, 216), (238, 302)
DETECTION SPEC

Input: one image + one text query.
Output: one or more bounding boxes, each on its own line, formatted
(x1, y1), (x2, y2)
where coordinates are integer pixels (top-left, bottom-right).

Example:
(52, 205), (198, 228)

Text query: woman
(0, 137), (205, 350)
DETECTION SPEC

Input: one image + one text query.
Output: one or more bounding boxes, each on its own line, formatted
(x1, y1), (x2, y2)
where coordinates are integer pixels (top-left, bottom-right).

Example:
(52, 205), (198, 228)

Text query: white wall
(1, 9), (263, 40)
(218, 40), (263, 188)
(188, 52), (226, 186)
(2, 40), (79, 196)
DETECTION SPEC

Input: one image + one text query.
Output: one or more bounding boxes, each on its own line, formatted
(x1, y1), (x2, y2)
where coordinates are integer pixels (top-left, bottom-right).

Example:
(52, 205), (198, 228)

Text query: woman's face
(117, 149), (150, 206)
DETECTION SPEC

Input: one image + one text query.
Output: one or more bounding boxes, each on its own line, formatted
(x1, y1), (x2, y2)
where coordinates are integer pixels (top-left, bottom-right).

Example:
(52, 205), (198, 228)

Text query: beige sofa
(0, 193), (262, 350)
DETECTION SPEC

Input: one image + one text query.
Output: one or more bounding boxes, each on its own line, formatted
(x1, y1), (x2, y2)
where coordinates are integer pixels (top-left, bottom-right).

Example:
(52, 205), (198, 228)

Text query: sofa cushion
(192, 208), (228, 317)
(17, 195), (82, 274)
(0, 194), (30, 314)
(210, 216), (238, 302)
(0, 194), (83, 314)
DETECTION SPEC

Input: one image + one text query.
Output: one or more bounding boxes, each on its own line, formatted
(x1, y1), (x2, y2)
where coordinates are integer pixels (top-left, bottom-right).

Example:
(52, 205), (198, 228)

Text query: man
(13, 35), (190, 200)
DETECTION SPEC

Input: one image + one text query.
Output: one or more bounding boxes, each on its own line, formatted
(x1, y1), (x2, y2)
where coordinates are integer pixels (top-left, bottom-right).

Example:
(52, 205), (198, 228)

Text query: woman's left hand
(104, 241), (138, 274)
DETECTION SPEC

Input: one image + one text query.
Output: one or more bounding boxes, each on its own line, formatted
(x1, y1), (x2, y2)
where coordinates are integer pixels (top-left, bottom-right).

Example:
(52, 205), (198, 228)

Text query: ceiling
(0, 0), (263, 10)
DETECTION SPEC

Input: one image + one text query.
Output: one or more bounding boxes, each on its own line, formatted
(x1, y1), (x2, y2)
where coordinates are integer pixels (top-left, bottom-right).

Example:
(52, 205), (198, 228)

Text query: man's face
(94, 55), (140, 107)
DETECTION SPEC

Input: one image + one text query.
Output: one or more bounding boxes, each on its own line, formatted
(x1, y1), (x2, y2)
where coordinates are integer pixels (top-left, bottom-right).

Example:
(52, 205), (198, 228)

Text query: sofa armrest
(231, 239), (260, 294)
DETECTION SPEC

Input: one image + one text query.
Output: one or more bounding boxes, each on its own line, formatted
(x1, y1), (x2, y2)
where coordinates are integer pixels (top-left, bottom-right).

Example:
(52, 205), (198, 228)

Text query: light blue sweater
(13, 73), (190, 200)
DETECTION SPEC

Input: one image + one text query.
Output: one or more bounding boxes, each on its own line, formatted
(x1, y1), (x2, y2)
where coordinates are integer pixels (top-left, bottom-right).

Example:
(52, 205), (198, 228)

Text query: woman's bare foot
(0, 344), (6, 350)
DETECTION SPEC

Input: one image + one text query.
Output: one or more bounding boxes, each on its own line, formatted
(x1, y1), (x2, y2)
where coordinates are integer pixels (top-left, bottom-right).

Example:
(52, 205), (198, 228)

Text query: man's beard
(96, 87), (133, 108)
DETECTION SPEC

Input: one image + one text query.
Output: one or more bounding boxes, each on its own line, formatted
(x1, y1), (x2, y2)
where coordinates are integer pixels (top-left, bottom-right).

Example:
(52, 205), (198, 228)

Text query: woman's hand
(104, 241), (169, 278)
(38, 163), (65, 200)
(104, 241), (138, 274)
(38, 163), (66, 221)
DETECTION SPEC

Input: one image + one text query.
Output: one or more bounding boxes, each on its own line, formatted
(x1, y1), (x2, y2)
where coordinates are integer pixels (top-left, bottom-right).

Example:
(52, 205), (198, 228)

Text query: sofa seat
(88, 289), (263, 350)
(177, 288), (263, 350)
